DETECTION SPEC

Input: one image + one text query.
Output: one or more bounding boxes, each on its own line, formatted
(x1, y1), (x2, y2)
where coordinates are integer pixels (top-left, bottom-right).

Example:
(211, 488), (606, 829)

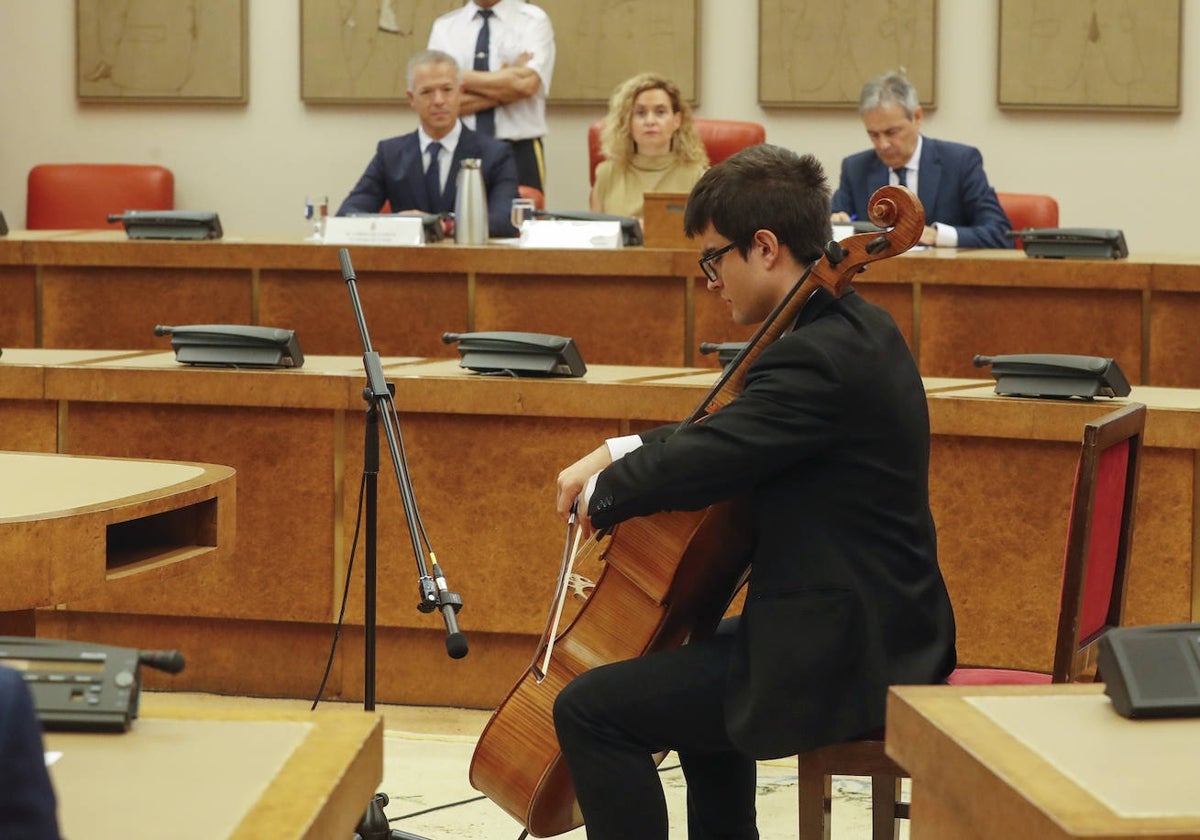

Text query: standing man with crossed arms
(429, 0), (555, 195)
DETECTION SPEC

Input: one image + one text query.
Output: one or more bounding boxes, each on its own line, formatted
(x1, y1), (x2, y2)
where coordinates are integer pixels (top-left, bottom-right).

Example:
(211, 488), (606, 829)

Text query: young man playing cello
(553, 144), (957, 839)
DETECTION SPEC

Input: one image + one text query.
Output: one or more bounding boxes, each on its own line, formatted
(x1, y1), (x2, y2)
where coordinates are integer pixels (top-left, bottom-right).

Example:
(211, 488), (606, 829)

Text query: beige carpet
(373, 708), (910, 839)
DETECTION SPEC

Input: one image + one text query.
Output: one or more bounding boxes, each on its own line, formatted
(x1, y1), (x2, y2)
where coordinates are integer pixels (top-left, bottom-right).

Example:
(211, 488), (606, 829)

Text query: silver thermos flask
(454, 159), (488, 245)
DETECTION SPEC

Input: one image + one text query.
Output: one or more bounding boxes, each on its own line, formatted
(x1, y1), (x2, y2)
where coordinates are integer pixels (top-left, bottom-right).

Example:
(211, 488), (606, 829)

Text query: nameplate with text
(322, 216), (424, 246)
(519, 220), (622, 250)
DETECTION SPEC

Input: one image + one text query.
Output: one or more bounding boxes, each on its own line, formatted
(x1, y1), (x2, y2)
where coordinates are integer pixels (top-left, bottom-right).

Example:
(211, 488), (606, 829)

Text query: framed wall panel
(758, 0), (937, 107)
(301, 0), (459, 103)
(77, 0), (248, 103)
(537, 0), (698, 104)
(300, 1), (697, 106)
(998, 0), (1181, 111)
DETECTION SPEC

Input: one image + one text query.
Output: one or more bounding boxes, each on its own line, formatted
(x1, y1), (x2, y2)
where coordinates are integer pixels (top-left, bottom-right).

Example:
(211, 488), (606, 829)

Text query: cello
(469, 185), (926, 837)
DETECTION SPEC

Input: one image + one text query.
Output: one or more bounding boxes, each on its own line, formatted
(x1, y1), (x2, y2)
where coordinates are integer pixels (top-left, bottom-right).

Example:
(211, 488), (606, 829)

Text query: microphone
(973, 355), (994, 368)
(153, 324), (175, 336)
(338, 247), (356, 283)
(442, 332), (462, 345)
(138, 649), (186, 674)
(432, 563), (468, 659)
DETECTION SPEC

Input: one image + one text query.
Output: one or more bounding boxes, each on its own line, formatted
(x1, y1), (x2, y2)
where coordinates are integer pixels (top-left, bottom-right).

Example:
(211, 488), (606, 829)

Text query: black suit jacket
(337, 124), (520, 238)
(589, 287), (957, 758)
(831, 136), (1013, 249)
(0, 667), (60, 839)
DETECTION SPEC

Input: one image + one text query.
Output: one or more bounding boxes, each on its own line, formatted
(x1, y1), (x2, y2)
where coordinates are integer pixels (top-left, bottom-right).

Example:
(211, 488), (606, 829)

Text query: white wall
(1, 2), (1194, 250)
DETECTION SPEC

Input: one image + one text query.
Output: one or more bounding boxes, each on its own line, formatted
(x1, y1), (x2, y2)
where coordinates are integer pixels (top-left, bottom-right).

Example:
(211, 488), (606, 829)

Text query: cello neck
(687, 185), (926, 422)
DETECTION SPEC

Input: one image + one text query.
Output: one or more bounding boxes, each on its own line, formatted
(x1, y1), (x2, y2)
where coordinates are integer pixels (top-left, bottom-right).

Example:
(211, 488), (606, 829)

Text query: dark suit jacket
(337, 124), (520, 238)
(832, 136), (1013, 249)
(0, 667), (61, 839)
(588, 288), (957, 759)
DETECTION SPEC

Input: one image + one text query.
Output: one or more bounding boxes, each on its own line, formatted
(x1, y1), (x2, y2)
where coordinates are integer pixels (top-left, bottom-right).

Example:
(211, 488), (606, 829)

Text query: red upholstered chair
(518, 184), (545, 210)
(796, 401), (1146, 840)
(996, 192), (1059, 249)
(26, 163), (174, 230)
(587, 118), (766, 186)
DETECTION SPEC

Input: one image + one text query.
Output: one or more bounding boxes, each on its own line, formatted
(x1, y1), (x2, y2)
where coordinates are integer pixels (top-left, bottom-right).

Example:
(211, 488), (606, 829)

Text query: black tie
(474, 9), (496, 136)
(893, 167), (908, 188)
(425, 141), (443, 210)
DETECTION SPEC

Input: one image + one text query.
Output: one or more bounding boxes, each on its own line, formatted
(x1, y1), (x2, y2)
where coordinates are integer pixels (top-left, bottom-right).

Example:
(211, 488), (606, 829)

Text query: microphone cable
(310, 470), (368, 711)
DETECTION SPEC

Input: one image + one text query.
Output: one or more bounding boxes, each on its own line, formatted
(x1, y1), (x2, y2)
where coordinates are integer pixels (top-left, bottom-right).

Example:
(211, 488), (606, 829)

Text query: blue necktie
(425, 141), (443, 211)
(473, 9), (496, 136)
(893, 167), (908, 188)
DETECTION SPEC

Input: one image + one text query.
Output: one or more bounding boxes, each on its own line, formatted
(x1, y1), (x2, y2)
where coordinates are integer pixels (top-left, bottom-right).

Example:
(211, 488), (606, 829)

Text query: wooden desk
(45, 692), (382, 840)
(0, 450), (235, 635)
(1, 350), (1196, 707)
(887, 684), (1200, 839)
(8, 232), (1200, 384)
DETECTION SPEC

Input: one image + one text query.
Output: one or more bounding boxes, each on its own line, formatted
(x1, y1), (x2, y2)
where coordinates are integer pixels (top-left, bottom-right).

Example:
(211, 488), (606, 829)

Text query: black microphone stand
(339, 248), (467, 840)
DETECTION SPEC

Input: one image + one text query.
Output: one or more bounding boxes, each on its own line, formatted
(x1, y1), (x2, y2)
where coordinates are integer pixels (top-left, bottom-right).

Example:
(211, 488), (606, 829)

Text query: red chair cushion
(946, 668), (1053, 686)
(27, 163), (174, 230)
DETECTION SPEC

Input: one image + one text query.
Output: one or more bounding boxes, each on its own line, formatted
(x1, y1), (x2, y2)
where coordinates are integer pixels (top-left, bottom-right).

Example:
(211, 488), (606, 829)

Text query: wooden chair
(796, 401), (1146, 840)
(996, 192), (1059, 249)
(586, 118), (765, 186)
(26, 163), (174, 230)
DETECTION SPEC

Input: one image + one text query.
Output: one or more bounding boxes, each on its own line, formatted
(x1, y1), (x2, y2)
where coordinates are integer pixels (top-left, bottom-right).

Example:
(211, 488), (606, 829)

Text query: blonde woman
(590, 73), (708, 218)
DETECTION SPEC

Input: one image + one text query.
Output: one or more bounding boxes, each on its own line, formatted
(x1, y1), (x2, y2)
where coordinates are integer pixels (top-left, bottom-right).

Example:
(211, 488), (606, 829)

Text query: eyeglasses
(698, 242), (737, 283)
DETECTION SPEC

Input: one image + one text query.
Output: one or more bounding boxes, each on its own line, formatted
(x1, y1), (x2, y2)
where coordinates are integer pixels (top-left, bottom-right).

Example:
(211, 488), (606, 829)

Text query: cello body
(469, 186), (926, 837)
(469, 503), (749, 836)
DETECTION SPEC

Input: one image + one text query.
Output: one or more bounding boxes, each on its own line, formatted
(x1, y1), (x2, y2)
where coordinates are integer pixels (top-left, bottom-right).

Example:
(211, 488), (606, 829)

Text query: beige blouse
(592, 153), (706, 218)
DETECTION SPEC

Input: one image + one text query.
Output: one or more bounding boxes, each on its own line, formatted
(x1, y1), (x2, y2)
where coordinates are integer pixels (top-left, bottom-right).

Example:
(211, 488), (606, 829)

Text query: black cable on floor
(389, 794), (487, 821)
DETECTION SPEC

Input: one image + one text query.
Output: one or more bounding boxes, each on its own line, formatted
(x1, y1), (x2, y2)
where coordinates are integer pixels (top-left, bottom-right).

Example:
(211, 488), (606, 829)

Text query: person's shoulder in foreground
(0, 666), (61, 840)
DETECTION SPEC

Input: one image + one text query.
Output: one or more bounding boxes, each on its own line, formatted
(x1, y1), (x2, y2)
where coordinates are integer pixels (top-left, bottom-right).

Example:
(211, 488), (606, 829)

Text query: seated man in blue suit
(337, 49), (520, 238)
(832, 72), (1013, 249)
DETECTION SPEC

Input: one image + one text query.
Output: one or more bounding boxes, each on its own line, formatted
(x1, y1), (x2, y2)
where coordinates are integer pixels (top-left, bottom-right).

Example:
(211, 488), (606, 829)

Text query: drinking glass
(304, 194), (329, 241)
(510, 197), (536, 233)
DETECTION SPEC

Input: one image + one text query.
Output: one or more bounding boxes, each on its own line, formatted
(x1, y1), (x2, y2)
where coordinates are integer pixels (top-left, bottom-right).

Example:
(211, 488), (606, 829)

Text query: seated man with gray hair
(831, 71), (1012, 249)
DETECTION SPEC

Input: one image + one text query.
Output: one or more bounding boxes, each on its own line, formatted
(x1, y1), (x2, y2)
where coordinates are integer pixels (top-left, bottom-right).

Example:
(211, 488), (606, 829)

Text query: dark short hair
(683, 144), (831, 264)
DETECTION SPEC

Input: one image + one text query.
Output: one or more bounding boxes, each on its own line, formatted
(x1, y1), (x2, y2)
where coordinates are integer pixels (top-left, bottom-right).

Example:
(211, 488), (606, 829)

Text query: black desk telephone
(0, 637), (185, 732)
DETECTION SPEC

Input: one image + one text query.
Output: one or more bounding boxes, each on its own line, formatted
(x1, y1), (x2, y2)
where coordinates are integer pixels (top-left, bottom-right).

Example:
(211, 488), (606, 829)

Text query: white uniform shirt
(428, 0), (555, 142)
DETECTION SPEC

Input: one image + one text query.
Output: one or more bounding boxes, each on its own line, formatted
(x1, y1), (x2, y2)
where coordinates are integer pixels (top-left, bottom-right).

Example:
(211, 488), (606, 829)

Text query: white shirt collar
(902, 135), (923, 174)
(418, 120), (463, 158)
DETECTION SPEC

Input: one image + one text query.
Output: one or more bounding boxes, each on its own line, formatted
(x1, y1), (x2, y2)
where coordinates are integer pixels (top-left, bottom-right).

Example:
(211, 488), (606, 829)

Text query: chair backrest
(996, 192), (1059, 249)
(518, 184), (545, 210)
(27, 163), (175, 230)
(587, 118), (766, 186)
(1051, 401), (1145, 682)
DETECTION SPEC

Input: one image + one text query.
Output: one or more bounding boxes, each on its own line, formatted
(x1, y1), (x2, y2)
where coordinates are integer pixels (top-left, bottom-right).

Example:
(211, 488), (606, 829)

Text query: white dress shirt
(893, 136), (958, 247)
(428, 0), (556, 142)
(417, 121), (462, 195)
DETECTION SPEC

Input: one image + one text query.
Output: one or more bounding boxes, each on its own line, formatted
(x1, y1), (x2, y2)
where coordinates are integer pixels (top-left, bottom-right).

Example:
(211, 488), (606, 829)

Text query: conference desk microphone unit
(107, 210), (223, 240)
(1012, 227), (1129, 259)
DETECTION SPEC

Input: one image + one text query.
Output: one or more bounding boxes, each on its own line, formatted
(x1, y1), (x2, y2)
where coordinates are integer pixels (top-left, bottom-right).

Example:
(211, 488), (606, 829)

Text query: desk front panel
(5, 355), (1196, 706)
(920, 285), (1144, 382)
(40, 266), (253, 349)
(475, 272), (688, 367)
(258, 268), (468, 358)
(0, 265), (37, 347)
(15, 235), (1200, 386)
